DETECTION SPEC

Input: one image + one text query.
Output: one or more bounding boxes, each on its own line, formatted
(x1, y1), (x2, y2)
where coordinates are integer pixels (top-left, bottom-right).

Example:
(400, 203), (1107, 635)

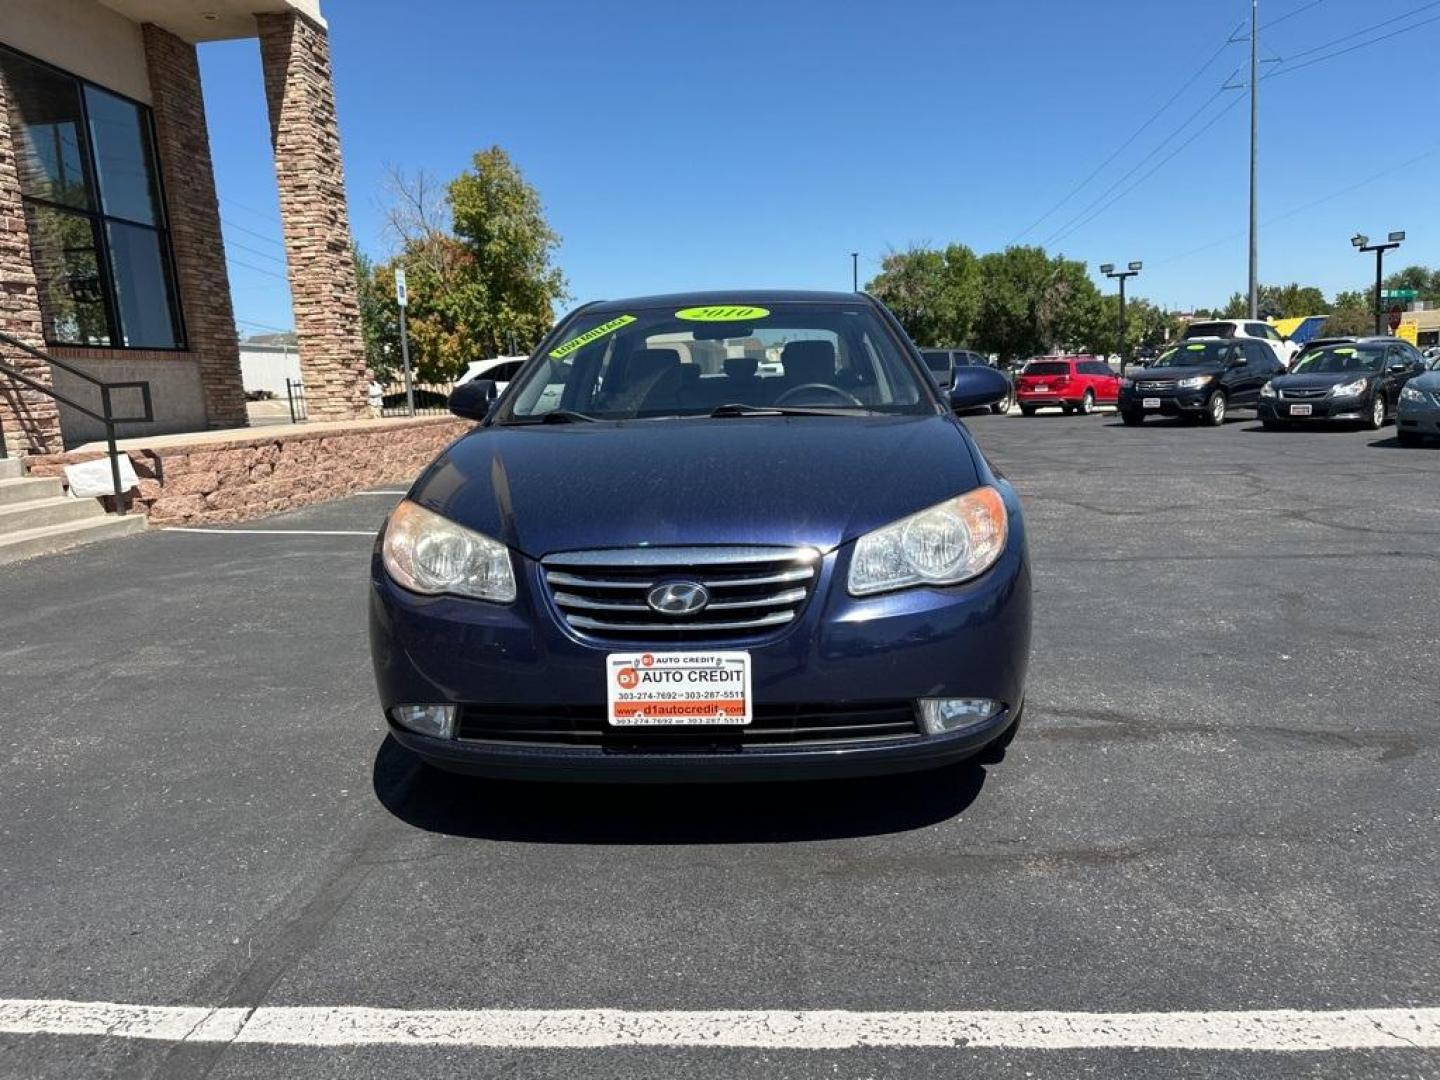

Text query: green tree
(865, 244), (982, 347)
(1220, 284), (1328, 319)
(368, 148), (568, 381)
(446, 146), (569, 357)
(353, 245), (398, 380)
(1382, 264), (1440, 303)
(972, 246), (1100, 360)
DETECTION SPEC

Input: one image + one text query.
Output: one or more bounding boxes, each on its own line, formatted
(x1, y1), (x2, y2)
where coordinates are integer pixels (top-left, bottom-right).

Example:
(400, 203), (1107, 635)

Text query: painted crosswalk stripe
(1, 1000), (1437, 1051)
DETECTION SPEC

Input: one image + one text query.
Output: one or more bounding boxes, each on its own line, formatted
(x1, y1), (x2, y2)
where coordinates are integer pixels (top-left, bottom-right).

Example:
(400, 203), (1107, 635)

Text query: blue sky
(199, 0), (1440, 337)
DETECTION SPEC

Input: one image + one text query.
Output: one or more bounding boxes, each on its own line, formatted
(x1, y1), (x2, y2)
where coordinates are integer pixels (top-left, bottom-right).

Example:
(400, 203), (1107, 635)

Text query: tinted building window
(1, 46), (183, 349)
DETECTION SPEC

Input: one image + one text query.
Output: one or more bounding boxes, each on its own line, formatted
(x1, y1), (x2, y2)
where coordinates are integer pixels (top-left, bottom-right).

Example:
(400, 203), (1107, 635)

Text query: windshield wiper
(500, 409), (599, 425)
(707, 403), (871, 418)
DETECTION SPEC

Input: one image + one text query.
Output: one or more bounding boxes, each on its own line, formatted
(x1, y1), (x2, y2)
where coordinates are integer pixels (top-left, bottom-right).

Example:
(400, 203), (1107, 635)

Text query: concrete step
(0, 458), (22, 480)
(0, 475), (64, 506)
(0, 513), (147, 567)
(0, 495), (105, 536)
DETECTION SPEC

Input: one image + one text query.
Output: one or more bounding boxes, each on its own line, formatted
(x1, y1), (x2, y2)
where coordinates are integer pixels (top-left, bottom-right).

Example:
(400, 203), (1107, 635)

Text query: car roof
(581, 290), (866, 314)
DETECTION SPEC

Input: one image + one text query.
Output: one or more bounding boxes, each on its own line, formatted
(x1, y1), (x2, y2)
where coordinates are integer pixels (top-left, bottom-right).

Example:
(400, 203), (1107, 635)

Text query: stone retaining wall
(28, 417), (472, 525)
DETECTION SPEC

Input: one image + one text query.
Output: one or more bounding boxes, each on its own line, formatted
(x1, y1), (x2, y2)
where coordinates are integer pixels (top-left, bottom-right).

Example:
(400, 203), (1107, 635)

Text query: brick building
(0, 0), (367, 458)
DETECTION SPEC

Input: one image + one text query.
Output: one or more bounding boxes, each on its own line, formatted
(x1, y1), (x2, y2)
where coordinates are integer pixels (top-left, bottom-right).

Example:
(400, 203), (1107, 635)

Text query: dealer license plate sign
(1290, 404), (1312, 416)
(606, 652), (752, 726)
(1034, 384), (1049, 392)
(1142, 397), (1161, 409)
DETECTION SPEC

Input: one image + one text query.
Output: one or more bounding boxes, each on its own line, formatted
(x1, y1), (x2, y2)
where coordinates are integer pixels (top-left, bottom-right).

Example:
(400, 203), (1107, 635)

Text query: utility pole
(1352, 232), (1405, 336)
(1101, 263), (1143, 376)
(850, 252), (859, 292)
(1248, 0), (1259, 319)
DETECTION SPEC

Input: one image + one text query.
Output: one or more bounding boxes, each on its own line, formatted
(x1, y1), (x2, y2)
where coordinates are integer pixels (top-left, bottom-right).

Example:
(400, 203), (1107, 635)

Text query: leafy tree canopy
(359, 147), (568, 383)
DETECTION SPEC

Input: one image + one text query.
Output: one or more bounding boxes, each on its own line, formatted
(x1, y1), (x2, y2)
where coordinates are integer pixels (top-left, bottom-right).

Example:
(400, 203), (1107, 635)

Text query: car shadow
(1367, 434), (1427, 450)
(371, 735), (992, 844)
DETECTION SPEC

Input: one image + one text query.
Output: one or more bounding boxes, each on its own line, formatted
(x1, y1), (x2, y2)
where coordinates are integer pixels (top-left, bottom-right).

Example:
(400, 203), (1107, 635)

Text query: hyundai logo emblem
(646, 580), (710, 616)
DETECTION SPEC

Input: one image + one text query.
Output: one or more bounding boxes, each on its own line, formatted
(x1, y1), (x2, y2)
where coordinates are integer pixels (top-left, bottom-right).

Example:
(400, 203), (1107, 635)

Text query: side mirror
(450, 379), (497, 420)
(1387, 362), (1407, 373)
(948, 365), (1010, 411)
(1226, 355), (1247, 368)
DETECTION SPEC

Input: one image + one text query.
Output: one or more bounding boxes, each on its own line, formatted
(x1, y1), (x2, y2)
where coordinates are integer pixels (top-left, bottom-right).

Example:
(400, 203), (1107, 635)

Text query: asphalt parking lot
(1, 411), (1437, 1078)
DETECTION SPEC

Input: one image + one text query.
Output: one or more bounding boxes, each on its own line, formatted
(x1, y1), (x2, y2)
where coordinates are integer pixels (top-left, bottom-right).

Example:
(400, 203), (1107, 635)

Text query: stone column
(0, 68), (63, 457)
(142, 24), (249, 430)
(257, 10), (368, 421)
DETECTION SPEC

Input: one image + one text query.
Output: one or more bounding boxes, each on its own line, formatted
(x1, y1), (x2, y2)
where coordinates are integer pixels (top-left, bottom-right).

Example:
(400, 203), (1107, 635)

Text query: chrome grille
(543, 545), (819, 641)
(1280, 386), (1329, 400)
(1430, 391), (1440, 408)
(1134, 380), (1172, 392)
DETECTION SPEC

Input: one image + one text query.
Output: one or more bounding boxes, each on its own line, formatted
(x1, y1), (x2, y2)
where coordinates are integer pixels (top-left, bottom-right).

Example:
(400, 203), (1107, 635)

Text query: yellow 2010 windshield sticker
(1334, 347), (1356, 355)
(675, 305), (771, 322)
(549, 315), (637, 359)
(1186, 343), (1208, 350)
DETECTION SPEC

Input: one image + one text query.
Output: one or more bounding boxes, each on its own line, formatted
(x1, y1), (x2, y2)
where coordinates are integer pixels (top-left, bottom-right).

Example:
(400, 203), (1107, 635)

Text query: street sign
(394, 268), (408, 308)
(1382, 288), (1418, 301)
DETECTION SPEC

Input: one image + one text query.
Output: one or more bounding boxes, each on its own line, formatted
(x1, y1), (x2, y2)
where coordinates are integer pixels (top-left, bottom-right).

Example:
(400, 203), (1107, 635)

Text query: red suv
(1016, 356), (1120, 416)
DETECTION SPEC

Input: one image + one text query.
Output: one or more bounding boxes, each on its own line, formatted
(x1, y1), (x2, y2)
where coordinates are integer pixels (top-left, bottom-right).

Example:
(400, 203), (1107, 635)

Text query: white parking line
(356, 491), (408, 496)
(2, 999), (1437, 1051)
(162, 528), (374, 536)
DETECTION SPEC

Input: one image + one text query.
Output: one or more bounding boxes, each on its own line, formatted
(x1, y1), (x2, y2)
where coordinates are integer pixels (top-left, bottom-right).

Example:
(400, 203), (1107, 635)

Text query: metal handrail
(0, 329), (153, 514)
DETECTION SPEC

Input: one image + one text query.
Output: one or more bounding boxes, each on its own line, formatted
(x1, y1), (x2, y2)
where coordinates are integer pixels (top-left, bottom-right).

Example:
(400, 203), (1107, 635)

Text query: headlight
(1176, 375), (1213, 390)
(1260, 381), (1277, 398)
(382, 500), (516, 602)
(1400, 384), (1426, 403)
(848, 487), (1008, 596)
(1331, 378), (1368, 397)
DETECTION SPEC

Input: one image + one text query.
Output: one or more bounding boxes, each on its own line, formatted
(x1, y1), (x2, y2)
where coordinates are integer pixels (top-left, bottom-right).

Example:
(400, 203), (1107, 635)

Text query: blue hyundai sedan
(369, 291), (1031, 782)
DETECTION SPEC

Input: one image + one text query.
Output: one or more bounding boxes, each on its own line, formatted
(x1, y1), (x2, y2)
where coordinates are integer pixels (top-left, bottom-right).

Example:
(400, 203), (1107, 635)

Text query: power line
(219, 196), (283, 226)
(1266, 8), (1440, 76)
(1261, 0), (1327, 30)
(1012, 26), (1240, 242)
(1279, 0), (1440, 58)
(1153, 140), (1440, 267)
(227, 258), (288, 281)
(1047, 93), (1247, 249)
(220, 217), (286, 249)
(225, 239), (287, 265)
(236, 316), (295, 333)
(1042, 85), (1231, 249)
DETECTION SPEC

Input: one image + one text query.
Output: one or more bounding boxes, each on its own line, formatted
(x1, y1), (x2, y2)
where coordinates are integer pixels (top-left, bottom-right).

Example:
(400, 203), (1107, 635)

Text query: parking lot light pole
(851, 252), (859, 292)
(1352, 232), (1404, 336)
(1101, 262), (1142, 376)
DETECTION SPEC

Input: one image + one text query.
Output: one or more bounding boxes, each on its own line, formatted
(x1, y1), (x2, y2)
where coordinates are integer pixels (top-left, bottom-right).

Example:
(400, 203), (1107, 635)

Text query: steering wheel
(772, 383), (864, 407)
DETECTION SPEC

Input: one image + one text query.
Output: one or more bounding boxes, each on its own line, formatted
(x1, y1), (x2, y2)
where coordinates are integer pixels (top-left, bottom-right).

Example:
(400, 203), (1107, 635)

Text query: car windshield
(1152, 341), (1227, 367)
(1022, 361), (1069, 376)
(1292, 345), (1384, 374)
(503, 301), (930, 420)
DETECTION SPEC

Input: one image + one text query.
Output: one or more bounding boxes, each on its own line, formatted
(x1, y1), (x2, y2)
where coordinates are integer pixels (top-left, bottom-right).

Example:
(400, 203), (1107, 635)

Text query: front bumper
(1118, 387), (1208, 416)
(388, 705), (1020, 782)
(1397, 401), (1440, 439)
(369, 522), (1031, 783)
(1258, 396), (1371, 422)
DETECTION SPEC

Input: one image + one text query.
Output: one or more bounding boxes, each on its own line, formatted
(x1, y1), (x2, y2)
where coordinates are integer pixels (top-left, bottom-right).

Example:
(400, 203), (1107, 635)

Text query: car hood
(1403, 370), (1440, 391)
(1132, 365), (1222, 381)
(410, 414), (982, 558)
(1272, 371), (1373, 389)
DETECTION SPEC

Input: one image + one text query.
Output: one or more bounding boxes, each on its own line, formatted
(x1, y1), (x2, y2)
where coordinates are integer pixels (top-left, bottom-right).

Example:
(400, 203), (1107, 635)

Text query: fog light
(392, 704), (457, 739)
(917, 698), (1001, 735)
